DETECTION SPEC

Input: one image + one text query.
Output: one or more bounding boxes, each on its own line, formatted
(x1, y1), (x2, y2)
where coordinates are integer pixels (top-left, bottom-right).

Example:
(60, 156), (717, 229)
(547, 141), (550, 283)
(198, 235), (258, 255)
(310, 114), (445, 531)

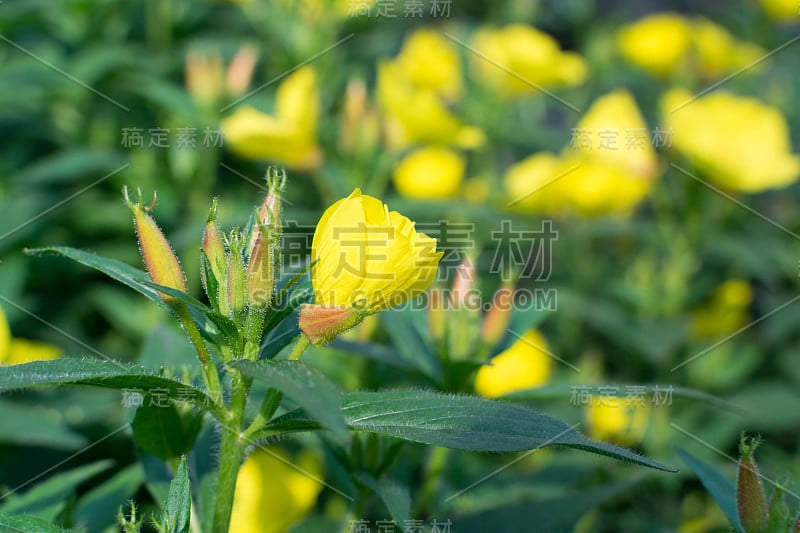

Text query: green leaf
(501, 383), (742, 413)
(132, 401), (201, 462)
(0, 513), (79, 533)
(0, 400), (88, 450)
(231, 360), (348, 441)
(328, 339), (420, 373)
(161, 456), (191, 533)
(355, 474), (411, 525)
(0, 461), (111, 520)
(73, 464), (144, 533)
(676, 448), (744, 533)
(24, 246), (238, 345)
(343, 390), (676, 472)
(0, 358), (217, 415)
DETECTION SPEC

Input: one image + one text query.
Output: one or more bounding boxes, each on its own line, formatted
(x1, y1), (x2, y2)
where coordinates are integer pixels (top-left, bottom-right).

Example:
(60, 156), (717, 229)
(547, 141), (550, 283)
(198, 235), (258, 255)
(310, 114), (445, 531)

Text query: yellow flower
(309, 189), (442, 312)
(758, 0), (800, 22)
(393, 146), (465, 200)
(229, 448), (323, 533)
(221, 66), (321, 170)
(690, 280), (752, 340)
(377, 61), (484, 150)
(0, 306), (63, 366)
(394, 29), (462, 101)
(663, 89), (800, 192)
(617, 13), (692, 77)
(617, 13), (765, 79)
(584, 397), (650, 446)
(692, 18), (764, 79)
(505, 90), (658, 216)
(570, 90), (659, 178)
(474, 330), (552, 398)
(470, 24), (587, 98)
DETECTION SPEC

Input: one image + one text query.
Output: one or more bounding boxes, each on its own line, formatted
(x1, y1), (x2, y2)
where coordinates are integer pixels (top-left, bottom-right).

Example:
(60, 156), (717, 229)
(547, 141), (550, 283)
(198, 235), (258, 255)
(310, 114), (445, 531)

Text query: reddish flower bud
(124, 187), (187, 302)
(299, 304), (363, 345)
(481, 283), (514, 347)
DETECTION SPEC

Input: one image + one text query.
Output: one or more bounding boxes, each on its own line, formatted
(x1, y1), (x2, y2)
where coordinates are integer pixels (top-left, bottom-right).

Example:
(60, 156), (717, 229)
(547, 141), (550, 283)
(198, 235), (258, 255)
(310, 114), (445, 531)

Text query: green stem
(174, 304), (223, 410)
(211, 370), (248, 533)
(288, 335), (311, 361)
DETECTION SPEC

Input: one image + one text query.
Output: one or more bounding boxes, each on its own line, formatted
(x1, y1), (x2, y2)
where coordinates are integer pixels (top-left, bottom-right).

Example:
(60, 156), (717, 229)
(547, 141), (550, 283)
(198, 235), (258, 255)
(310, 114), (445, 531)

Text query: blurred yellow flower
(663, 89), (800, 192)
(690, 280), (752, 340)
(310, 188), (442, 311)
(394, 29), (462, 101)
(617, 13), (765, 79)
(505, 90), (658, 216)
(585, 397), (650, 446)
(229, 448), (323, 533)
(617, 13), (691, 77)
(221, 66), (321, 170)
(470, 23), (587, 98)
(0, 306), (63, 366)
(692, 18), (764, 79)
(758, 0), (800, 22)
(474, 330), (552, 398)
(377, 61), (484, 150)
(570, 90), (659, 178)
(393, 146), (465, 199)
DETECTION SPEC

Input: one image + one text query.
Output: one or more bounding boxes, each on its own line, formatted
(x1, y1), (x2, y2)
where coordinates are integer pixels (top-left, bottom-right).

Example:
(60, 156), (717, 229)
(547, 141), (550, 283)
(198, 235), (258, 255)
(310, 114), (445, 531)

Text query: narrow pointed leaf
(343, 390), (675, 472)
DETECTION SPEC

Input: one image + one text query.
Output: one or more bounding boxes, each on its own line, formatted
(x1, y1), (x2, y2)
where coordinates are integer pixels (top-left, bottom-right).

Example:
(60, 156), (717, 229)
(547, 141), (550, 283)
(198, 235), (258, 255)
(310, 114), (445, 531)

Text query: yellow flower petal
(474, 330), (552, 398)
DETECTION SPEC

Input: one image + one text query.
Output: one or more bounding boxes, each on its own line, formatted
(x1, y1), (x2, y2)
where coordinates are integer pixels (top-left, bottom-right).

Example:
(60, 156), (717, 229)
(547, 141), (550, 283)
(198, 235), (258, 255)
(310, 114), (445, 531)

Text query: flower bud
(225, 44), (258, 98)
(185, 50), (223, 109)
(427, 286), (446, 342)
(223, 230), (246, 318)
(737, 435), (768, 533)
(124, 187), (188, 302)
(481, 283), (514, 347)
(246, 230), (274, 308)
(449, 255), (475, 308)
(201, 199), (226, 301)
(299, 304), (364, 345)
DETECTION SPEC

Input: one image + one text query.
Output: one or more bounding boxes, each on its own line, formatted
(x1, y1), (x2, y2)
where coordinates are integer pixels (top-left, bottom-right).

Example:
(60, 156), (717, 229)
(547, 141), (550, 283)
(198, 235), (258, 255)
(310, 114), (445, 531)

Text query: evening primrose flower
(299, 189), (442, 344)
(0, 306), (62, 366)
(690, 280), (752, 340)
(393, 146), (465, 200)
(470, 24), (587, 98)
(617, 13), (691, 78)
(584, 397), (650, 446)
(758, 0), (800, 22)
(505, 90), (658, 216)
(221, 66), (321, 170)
(394, 28), (462, 101)
(228, 448), (323, 533)
(377, 61), (484, 150)
(617, 13), (765, 79)
(474, 330), (552, 398)
(663, 89), (800, 192)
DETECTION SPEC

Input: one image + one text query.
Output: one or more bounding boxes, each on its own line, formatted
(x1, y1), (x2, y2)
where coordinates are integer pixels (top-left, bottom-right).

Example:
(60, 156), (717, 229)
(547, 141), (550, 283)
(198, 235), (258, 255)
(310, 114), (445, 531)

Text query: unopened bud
(299, 304), (364, 345)
(428, 287), (446, 342)
(124, 187), (187, 302)
(185, 50), (223, 108)
(225, 45), (258, 98)
(481, 283), (514, 347)
(737, 435), (768, 533)
(223, 230), (246, 317)
(246, 230), (274, 308)
(449, 255), (475, 308)
(201, 199), (226, 299)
